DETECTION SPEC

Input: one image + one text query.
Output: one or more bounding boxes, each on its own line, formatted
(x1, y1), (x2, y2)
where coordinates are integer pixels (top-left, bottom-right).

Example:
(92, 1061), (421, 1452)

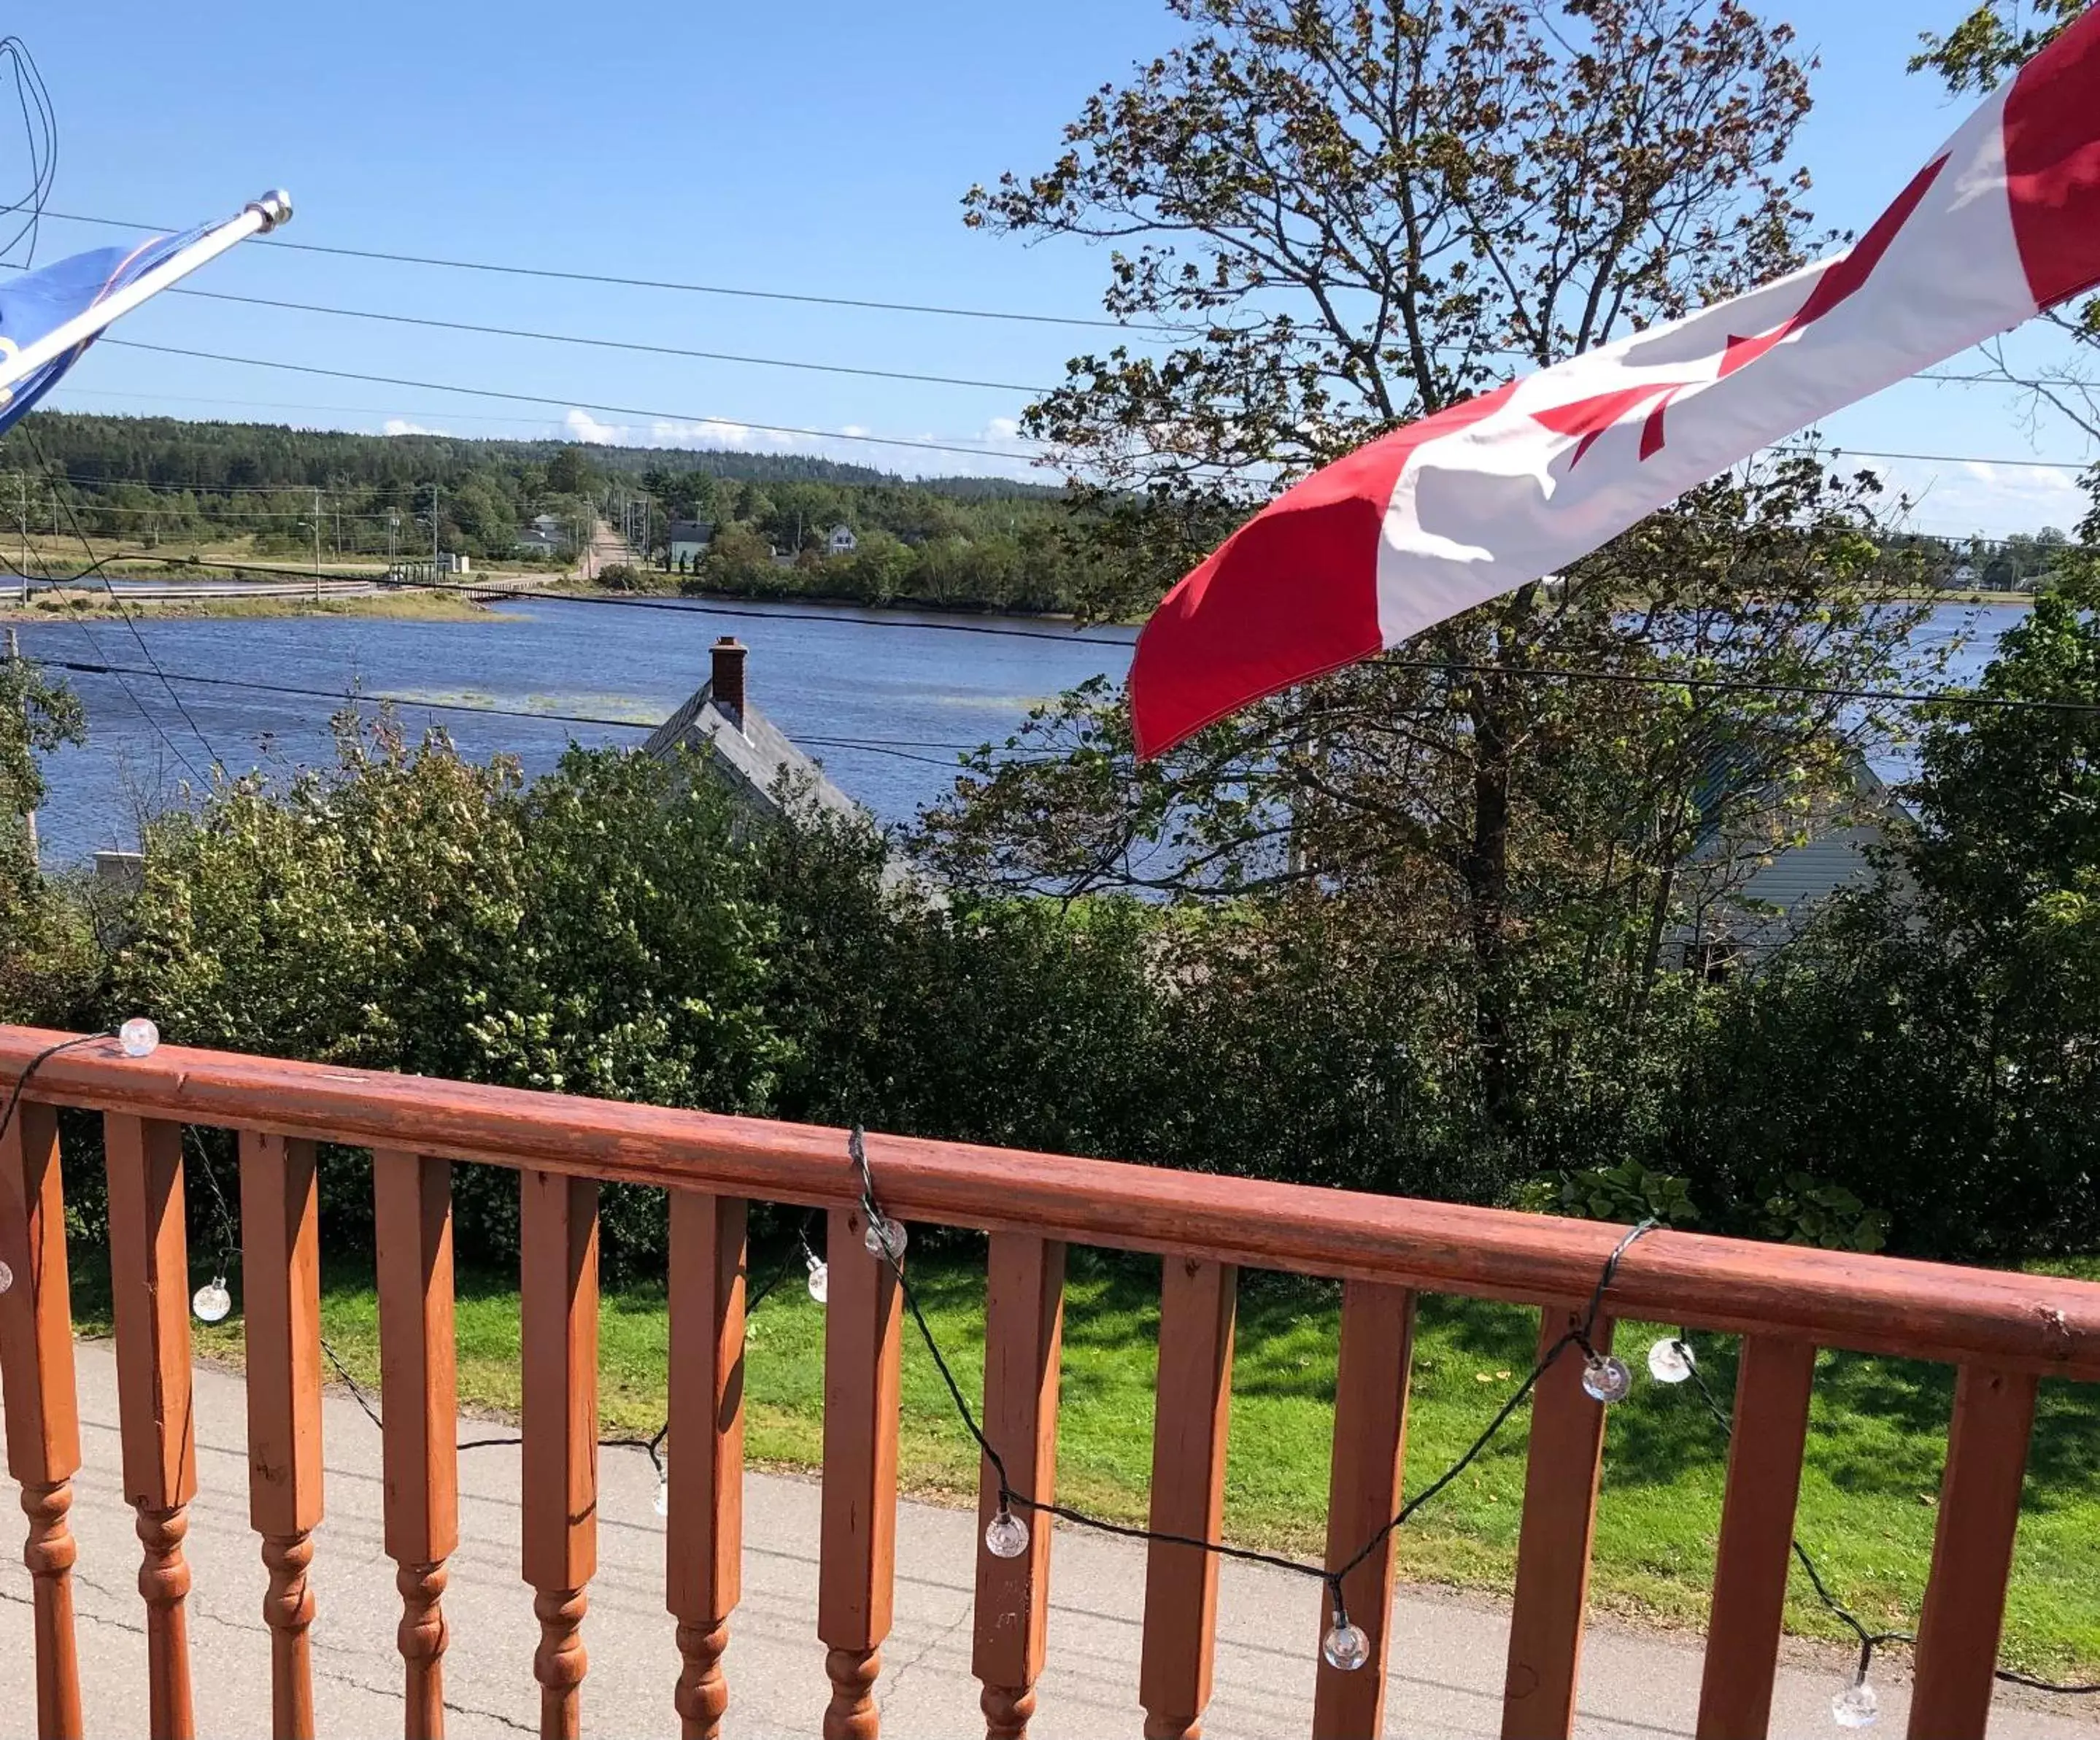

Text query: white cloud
(384, 417), (449, 437)
(1875, 456), (2092, 538)
(549, 406), (1050, 482)
(564, 407), (632, 445)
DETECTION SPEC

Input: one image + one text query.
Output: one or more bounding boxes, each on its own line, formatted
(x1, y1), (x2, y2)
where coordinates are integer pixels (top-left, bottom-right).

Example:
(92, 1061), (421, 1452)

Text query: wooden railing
(0, 1024), (2096, 1740)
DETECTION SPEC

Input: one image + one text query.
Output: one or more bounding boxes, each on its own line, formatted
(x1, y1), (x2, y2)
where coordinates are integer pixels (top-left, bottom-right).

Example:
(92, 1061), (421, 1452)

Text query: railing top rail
(7, 1024), (2099, 1380)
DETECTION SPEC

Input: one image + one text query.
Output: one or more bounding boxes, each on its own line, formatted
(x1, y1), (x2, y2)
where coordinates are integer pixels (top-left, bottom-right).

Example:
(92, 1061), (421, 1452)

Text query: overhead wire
(21, 426), (223, 773)
(100, 339), (1043, 465)
(72, 341), (2100, 476)
(26, 653), (1049, 762)
(33, 206), (1171, 335)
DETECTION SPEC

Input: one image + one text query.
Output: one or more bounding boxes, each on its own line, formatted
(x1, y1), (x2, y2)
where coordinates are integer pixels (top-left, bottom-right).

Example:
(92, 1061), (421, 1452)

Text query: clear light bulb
(118, 1017), (160, 1059)
(1580, 1352), (1632, 1404)
(1647, 1337), (1696, 1384)
(1321, 1617), (1369, 1672)
(653, 1476), (669, 1520)
(0, 1258), (12, 1295)
(806, 1253), (829, 1305)
(862, 1214), (906, 1262)
(984, 1509), (1029, 1559)
(1831, 1678), (1879, 1728)
(191, 1275), (232, 1324)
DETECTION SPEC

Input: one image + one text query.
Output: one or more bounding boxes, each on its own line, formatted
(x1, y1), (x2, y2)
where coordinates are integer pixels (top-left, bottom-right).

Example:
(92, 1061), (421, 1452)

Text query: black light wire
(298, 1207), (823, 1480)
(0, 1029), (113, 1151)
(849, 1122), (1653, 1644)
(1663, 1339), (2100, 1700)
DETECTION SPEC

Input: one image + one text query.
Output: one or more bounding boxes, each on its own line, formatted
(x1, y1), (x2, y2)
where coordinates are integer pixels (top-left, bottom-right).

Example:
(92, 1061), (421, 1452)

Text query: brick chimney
(710, 635), (748, 726)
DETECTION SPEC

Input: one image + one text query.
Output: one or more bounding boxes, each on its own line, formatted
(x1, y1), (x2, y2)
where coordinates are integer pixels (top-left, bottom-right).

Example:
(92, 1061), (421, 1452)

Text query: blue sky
(18, 0), (2097, 536)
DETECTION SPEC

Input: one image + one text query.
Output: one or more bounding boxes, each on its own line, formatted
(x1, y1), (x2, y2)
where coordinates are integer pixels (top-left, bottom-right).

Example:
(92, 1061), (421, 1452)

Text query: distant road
(579, 515), (637, 580)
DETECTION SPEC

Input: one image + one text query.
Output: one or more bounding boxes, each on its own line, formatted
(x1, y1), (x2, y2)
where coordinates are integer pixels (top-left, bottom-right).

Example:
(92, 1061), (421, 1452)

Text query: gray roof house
(643, 637), (862, 827)
(1673, 749), (1905, 972)
(668, 519), (714, 571)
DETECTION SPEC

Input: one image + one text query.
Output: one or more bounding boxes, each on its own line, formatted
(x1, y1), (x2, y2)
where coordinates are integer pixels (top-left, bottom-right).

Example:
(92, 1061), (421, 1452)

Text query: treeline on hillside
(0, 414), (1070, 601)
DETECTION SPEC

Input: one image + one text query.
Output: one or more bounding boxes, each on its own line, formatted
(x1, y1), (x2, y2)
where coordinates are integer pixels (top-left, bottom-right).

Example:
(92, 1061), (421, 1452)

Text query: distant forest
(0, 411), (1090, 611)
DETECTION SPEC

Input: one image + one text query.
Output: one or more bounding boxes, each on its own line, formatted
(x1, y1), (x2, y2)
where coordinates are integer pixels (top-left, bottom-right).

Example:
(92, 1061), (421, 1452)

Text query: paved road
(0, 1344), (2089, 1737)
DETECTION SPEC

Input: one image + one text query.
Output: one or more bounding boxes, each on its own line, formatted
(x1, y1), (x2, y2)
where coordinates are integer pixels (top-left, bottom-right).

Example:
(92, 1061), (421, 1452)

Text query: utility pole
(312, 485), (323, 603)
(15, 475), (26, 604)
(431, 482), (441, 579)
(5, 625), (36, 869)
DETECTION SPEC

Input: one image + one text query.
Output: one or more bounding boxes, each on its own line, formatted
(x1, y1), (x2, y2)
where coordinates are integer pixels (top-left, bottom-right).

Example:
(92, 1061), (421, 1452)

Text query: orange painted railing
(1, 1024), (2096, 1740)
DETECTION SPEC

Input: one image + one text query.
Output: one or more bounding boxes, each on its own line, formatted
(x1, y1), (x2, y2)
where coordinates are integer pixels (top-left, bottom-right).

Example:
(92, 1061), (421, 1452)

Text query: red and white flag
(1130, 11), (2100, 759)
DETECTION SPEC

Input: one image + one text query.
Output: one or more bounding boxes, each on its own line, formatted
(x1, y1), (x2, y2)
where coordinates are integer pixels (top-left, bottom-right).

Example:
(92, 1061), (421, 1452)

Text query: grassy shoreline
(0, 587), (503, 622)
(86, 1242), (2098, 1679)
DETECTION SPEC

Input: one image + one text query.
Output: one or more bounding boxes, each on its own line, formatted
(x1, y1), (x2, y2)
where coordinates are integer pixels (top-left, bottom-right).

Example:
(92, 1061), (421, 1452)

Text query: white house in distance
(517, 513), (566, 560)
(826, 523), (857, 557)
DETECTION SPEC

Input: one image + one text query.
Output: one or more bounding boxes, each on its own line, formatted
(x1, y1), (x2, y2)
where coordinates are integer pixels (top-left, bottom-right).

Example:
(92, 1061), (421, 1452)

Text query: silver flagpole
(0, 189), (293, 398)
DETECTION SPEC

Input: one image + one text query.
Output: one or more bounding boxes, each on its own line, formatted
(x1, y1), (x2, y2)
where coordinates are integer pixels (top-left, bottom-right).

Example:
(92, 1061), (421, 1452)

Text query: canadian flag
(1130, 10), (2100, 759)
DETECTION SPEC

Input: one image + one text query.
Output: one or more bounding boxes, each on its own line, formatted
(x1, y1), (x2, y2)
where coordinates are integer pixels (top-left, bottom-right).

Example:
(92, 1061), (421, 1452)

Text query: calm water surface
(15, 595), (2020, 865)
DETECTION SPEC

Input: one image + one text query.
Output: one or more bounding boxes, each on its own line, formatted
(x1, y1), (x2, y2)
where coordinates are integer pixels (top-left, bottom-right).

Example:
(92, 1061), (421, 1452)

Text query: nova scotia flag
(0, 228), (212, 433)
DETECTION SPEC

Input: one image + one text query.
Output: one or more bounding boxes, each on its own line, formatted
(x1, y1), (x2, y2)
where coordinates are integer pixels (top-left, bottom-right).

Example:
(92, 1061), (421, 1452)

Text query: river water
(12, 595), (2020, 866)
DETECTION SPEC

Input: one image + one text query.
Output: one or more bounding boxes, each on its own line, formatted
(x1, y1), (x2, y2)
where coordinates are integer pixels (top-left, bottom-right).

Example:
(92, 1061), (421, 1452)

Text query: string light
(190, 1275), (232, 1323)
(984, 1507), (1030, 1559)
(805, 1251), (830, 1305)
(0, 1258), (12, 1294)
(862, 1211), (907, 1263)
(846, 1125), (1653, 1677)
(117, 1017), (159, 1058)
(1647, 1337), (1696, 1384)
(1831, 1671), (1881, 1728)
(654, 1474), (670, 1520)
(1580, 1352), (1633, 1404)
(1321, 1606), (1370, 1672)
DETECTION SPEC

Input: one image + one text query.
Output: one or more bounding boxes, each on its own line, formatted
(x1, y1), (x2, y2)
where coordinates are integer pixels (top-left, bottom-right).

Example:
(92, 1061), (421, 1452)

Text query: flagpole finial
(244, 189), (293, 231)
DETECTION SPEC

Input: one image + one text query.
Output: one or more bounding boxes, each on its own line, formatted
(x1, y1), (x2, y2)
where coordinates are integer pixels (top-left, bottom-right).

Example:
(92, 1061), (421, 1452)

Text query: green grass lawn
(142, 1240), (2099, 1680)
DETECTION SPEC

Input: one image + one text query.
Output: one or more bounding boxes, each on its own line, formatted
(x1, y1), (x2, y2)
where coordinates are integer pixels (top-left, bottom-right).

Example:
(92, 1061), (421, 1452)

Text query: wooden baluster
(240, 1131), (325, 1740)
(1696, 1337), (1817, 1740)
(1907, 1364), (2039, 1740)
(374, 1149), (459, 1740)
(665, 1191), (747, 1740)
(1139, 1256), (1237, 1740)
(818, 1204), (903, 1740)
(972, 1234), (1065, 1740)
(521, 1169), (600, 1740)
(102, 1113), (198, 1740)
(0, 1099), (84, 1740)
(1499, 1304), (1612, 1740)
(1312, 1281), (1416, 1740)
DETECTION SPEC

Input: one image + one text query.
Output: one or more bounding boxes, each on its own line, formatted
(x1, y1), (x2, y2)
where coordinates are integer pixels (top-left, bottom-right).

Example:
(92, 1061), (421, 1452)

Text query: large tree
(939, 0), (1933, 1124)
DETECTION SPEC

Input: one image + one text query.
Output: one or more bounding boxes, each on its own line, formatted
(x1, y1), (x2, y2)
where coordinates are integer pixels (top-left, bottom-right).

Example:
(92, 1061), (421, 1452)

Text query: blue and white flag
(0, 227), (212, 433)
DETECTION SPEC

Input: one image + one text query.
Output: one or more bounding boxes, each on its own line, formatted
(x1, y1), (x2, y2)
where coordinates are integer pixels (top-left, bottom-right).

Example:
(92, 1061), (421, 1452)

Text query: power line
(82, 339), (2100, 477)
(31, 654), (1037, 757)
(159, 285), (1053, 396)
(36, 206), (1167, 336)
(101, 339), (1043, 465)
